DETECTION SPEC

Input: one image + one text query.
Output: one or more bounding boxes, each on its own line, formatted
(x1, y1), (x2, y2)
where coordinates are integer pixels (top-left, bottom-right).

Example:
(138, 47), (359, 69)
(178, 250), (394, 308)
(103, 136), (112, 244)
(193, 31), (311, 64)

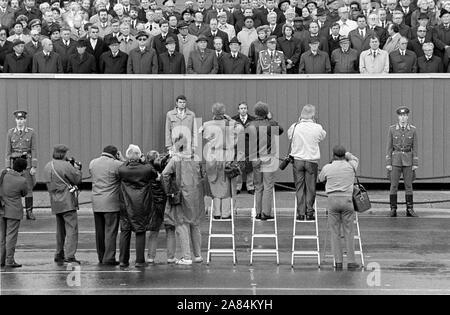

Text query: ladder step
(292, 251), (320, 255)
(209, 249), (235, 253)
(252, 234), (277, 238)
(293, 235), (318, 240)
(251, 249), (278, 254)
(209, 234), (234, 238)
(212, 219), (233, 222)
(295, 220), (317, 223)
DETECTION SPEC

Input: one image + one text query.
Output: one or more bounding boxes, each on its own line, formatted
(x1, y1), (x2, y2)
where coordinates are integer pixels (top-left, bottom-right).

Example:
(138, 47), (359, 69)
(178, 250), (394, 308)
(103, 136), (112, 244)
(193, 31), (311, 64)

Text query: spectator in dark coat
(188, 12), (210, 36)
(152, 20), (180, 57)
(203, 18), (230, 53)
(24, 29), (43, 57)
(99, 37), (128, 74)
(301, 21), (329, 55)
(328, 23), (342, 57)
(219, 36), (251, 74)
(417, 42), (444, 72)
(348, 15), (376, 55)
(187, 34), (219, 74)
(407, 25), (428, 57)
(0, 27), (13, 71)
(158, 37), (186, 74)
(86, 26), (109, 71)
(32, 38), (64, 73)
(367, 13), (389, 47)
(53, 27), (77, 73)
(0, 158), (28, 268)
(14, 0), (42, 21)
(299, 37), (331, 74)
(431, 9), (450, 69)
(127, 31), (158, 74)
(389, 37), (417, 73)
(3, 39), (32, 73)
(67, 39), (97, 73)
(276, 24), (302, 73)
(118, 144), (158, 268)
(331, 36), (359, 73)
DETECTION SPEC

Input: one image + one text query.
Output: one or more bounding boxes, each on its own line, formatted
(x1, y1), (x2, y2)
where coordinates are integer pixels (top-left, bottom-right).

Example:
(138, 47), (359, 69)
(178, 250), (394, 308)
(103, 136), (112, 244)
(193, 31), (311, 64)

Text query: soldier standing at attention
(386, 106), (418, 218)
(256, 35), (286, 74)
(5, 110), (38, 220)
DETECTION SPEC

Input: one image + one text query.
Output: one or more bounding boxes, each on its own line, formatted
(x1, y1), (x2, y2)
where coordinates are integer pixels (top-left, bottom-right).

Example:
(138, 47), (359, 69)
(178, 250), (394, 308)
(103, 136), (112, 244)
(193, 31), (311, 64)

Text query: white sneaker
(193, 256), (203, 263)
(147, 258), (155, 264)
(167, 258), (177, 264)
(176, 258), (193, 265)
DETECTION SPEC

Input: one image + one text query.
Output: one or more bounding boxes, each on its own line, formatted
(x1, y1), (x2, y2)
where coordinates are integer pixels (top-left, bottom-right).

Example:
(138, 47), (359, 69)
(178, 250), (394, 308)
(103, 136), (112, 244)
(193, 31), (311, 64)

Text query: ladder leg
(315, 200), (321, 268)
(355, 213), (364, 266)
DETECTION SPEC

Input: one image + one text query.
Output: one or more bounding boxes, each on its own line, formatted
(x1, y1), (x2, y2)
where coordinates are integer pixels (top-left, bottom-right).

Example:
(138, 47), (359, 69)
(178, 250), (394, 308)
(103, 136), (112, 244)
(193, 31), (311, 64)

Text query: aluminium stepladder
(291, 198), (321, 267)
(207, 197), (237, 265)
(323, 211), (365, 267)
(250, 187), (279, 265)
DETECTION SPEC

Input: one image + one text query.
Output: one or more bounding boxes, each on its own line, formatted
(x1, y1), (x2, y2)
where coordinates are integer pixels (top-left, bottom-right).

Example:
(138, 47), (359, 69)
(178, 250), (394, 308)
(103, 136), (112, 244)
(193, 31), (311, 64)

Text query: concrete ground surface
(1, 190), (450, 295)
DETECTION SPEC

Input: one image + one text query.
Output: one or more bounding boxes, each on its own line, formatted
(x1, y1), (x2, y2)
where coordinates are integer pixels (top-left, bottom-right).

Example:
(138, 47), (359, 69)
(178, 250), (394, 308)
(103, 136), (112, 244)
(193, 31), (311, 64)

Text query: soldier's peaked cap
(266, 35), (277, 43)
(396, 106), (410, 115)
(13, 110), (27, 119)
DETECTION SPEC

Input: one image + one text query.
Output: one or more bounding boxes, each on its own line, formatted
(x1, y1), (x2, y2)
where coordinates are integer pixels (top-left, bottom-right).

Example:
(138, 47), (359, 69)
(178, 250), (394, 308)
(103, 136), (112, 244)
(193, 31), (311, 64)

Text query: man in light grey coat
(89, 145), (125, 265)
(43, 144), (82, 264)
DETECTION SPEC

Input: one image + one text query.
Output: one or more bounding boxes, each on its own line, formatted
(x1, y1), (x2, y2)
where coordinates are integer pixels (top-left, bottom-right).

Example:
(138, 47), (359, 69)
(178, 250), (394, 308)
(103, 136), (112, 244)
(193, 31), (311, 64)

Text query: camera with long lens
(67, 157), (82, 170)
(153, 153), (171, 173)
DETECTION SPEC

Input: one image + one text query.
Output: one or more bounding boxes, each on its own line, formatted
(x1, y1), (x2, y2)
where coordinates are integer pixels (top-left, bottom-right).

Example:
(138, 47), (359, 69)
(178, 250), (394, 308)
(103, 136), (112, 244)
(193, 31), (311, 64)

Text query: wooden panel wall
(0, 75), (449, 183)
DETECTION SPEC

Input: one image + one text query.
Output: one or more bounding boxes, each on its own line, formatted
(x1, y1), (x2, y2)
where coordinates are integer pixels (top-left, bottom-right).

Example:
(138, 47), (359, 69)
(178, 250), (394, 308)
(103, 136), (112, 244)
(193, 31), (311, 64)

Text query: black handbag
(352, 171), (371, 213)
(224, 161), (244, 179)
(279, 123), (298, 171)
(168, 191), (182, 206)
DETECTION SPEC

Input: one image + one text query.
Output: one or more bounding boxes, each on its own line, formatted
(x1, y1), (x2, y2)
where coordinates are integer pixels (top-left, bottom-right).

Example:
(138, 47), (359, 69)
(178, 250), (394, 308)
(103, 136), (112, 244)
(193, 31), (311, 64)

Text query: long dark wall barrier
(1, 74), (449, 183)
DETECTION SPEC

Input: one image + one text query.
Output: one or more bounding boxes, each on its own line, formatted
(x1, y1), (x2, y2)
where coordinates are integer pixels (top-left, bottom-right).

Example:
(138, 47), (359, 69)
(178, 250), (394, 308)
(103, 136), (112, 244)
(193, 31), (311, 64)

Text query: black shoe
(120, 262), (129, 268)
(347, 262), (361, 270)
(236, 190), (241, 195)
(306, 214), (315, 221)
(261, 214), (274, 221)
(64, 258), (81, 264)
(334, 263), (343, 270)
(54, 255), (65, 263)
(102, 261), (120, 266)
(221, 215), (231, 220)
(247, 189), (255, 195)
(296, 215), (305, 221)
(6, 262), (22, 268)
(213, 216), (221, 220)
(26, 210), (36, 220)
(255, 213), (262, 220)
(406, 209), (418, 217)
(389, 195), (397, 217)
(0, 263), (5, 268)
(135, 262), (148, 268)
(390, 209), (397, 217)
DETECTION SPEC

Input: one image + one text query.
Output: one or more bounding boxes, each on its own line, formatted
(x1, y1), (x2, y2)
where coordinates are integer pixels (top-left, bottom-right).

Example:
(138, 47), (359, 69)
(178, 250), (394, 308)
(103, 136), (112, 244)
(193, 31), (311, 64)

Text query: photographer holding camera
(287, 105), (326, 221)
(42, 145), (83, 264)
(89, 145), (126, 265)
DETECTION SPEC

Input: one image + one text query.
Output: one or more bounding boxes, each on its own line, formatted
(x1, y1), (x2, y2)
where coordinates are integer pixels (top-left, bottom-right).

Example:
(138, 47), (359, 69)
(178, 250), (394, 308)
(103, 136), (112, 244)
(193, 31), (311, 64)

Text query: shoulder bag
(351, 166), (371, 213)
(51, 161), (79, 209)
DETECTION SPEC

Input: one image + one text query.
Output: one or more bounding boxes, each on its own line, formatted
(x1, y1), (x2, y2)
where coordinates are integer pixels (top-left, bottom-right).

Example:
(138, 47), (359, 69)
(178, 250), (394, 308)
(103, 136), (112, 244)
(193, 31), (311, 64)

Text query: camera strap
(286, 122), (298, 157)
(51, 161), (74, 190)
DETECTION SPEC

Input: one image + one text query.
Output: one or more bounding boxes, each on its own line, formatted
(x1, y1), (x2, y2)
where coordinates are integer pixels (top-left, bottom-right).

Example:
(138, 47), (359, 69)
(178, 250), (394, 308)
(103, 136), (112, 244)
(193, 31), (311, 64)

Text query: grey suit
(187, 48), (218, 74)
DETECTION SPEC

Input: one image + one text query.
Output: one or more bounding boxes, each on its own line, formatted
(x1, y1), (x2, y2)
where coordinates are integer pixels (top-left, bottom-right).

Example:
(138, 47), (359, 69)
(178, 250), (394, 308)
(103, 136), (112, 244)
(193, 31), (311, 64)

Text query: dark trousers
(293, 160), (318, 215)
(94, 212), (120, 263)
(389, 166), (413, 195)
(0, 217), (21, 265)
(119, 230), (146, 264)
(55, 210), (78, 259)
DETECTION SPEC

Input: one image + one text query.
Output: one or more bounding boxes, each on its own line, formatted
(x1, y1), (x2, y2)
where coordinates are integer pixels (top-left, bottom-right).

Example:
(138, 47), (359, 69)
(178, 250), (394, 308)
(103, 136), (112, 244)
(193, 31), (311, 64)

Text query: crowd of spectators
(1, 0), (450, 74)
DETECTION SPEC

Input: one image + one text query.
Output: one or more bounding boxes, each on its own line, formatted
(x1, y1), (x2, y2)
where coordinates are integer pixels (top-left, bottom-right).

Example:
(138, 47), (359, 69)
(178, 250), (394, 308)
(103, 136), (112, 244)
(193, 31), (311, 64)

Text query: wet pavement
(1, 190), (450, 295)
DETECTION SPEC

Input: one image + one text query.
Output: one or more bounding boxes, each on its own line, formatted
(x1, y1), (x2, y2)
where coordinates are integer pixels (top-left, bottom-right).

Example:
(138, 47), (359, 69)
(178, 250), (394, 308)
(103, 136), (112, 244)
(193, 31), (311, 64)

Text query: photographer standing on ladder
(287, 104), (326, 221)
(318, 145), (360, 271)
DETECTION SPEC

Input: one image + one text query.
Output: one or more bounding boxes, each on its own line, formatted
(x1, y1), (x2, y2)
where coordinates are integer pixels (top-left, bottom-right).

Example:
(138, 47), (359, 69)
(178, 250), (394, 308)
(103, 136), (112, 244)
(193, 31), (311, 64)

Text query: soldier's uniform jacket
(256, 49), (287, 74)
(5, 127), (37, 169)
(385, 123), (418, 167)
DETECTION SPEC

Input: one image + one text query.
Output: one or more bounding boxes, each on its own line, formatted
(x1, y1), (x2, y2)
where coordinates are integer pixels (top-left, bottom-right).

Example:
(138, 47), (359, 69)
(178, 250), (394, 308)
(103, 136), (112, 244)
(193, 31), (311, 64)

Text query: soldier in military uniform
(386, 106), (418, 218)
(5, 110), (38, 220)
(256, 35), (287, 74)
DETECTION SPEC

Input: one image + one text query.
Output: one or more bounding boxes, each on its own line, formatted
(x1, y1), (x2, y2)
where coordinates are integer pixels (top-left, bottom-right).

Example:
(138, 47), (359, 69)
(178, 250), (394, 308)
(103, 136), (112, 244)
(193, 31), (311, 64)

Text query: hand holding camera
(67, 157), (82, 170)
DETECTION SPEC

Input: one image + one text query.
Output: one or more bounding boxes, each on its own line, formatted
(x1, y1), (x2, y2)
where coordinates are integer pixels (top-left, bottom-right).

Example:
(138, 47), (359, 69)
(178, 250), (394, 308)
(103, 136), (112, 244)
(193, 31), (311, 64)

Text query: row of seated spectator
(1, 0), (450, 73)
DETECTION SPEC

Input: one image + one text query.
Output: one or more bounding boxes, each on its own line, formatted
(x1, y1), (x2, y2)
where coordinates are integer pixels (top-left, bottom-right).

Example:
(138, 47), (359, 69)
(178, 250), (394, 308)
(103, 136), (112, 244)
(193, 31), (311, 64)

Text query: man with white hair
(288, 104), (326, 221)
(417, 42), (444, 72)
(32, 38), (63, 73)
(217, 10), (235, 40)
(337, 6), (357, 36)
(367, 12), (388, 47)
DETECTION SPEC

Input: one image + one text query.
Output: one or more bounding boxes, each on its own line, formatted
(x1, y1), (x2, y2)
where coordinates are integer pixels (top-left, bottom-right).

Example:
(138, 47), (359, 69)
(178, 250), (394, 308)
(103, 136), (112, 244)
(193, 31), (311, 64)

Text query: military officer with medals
(256, 35), (287, 74)
(5, 110), (38, 220)
(386, 106), (418, 218)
